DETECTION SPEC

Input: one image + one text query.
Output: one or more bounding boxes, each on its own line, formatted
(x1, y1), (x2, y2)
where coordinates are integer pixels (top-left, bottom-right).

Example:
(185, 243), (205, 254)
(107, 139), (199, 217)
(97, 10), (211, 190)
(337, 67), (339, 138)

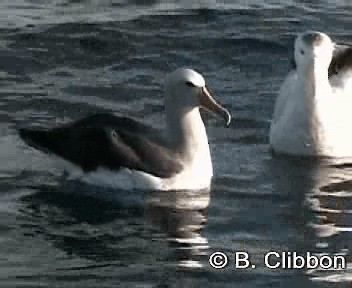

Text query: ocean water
(0, 0), (352, 287)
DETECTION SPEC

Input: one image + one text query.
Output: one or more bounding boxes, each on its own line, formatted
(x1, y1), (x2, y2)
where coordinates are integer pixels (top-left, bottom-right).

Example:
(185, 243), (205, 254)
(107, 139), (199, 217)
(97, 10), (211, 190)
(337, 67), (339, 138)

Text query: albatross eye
(300, 49), (305, 55)
(185, 81), (196, 87)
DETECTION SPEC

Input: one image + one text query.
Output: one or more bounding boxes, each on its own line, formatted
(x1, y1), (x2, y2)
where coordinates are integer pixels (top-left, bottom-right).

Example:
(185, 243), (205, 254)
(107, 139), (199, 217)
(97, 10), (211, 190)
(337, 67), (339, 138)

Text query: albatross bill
(19, 68), (231, 190)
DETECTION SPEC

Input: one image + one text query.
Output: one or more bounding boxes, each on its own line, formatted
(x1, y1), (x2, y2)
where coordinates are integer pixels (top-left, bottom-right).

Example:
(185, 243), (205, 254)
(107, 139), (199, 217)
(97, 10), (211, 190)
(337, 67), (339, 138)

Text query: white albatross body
(269, 31), (352, 157)
(19, 68), (231, 191)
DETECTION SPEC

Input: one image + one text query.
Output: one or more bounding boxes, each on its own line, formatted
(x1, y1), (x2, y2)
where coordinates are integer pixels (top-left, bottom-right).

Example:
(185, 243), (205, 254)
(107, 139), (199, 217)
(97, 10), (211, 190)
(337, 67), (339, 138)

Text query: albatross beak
(198, 86), (231, 126)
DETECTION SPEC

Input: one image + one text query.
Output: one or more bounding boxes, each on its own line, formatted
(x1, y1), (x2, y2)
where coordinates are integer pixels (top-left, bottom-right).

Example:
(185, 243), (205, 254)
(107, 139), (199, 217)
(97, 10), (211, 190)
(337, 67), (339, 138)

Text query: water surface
(0, 1), (352, 287)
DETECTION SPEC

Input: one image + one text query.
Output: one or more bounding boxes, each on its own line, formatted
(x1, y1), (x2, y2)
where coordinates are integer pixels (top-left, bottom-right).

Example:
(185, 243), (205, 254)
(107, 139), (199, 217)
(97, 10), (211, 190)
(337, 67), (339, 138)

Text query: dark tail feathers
(19, 128), (52, 153)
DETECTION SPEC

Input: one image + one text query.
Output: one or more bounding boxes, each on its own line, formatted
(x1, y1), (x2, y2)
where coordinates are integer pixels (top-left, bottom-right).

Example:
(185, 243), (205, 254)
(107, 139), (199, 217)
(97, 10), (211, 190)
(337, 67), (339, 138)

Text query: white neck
(301, 62), (330, 96)
(296, 60), (332, 153)
(166, 107), (211, 162)
(163, 106), (213, 190)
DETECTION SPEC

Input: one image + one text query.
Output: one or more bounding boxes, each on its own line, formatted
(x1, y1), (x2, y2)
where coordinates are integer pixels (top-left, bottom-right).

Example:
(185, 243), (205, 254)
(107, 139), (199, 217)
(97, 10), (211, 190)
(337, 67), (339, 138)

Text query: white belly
(80, 166), (212, 191)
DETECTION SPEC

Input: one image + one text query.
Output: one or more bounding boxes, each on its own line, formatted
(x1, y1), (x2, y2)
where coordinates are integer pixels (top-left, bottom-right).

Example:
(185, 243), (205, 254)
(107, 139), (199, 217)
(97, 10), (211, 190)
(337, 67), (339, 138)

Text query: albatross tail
(19, 128), (52, 153)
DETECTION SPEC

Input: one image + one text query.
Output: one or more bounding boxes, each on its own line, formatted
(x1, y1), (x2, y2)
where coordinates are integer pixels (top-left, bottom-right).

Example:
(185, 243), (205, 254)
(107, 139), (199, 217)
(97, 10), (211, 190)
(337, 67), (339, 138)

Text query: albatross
(269, 31), (352, 157)
(19, 68), (231, 190)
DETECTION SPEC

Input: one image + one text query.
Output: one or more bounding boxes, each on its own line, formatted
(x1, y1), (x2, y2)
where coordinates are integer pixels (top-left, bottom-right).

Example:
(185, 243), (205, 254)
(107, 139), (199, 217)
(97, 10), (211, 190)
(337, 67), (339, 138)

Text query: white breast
(270, 70), (352, 157)
(79, 161), (212, 191)
(270, 72), (317, 156)
(161, 144), (213, 190)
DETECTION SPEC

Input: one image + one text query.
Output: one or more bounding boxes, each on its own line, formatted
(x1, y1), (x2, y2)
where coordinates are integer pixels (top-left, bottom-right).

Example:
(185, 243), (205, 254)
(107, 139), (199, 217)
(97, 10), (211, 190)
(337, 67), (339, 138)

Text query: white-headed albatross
(269, 31), (352, 157)
(19, 68), (231, 190)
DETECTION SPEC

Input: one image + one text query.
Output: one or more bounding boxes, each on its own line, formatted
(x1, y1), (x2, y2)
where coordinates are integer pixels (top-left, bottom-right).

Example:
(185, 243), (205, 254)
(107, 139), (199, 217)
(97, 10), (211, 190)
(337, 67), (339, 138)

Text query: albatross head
(164, 68), (231, 126)
(294, 31), (334, 70)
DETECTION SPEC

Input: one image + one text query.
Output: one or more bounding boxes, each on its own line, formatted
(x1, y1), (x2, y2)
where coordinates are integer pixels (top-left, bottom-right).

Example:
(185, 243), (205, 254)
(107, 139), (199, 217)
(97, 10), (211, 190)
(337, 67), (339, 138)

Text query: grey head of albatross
(294, 31), (334, 72)
(163, 68), (231, 127)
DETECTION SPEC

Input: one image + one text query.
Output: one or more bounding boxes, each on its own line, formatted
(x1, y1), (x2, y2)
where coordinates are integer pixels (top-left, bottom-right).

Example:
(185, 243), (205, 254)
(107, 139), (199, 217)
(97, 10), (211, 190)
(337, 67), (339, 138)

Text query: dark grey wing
(68, 113), (164, 142)
(290, 58), (296, 70)
(329, 44), (352, 77)
(109, 129), (183, 178)
(19, 113), (183, 178)
(289, 37), (297, 71)
(20, 126), (125, 172)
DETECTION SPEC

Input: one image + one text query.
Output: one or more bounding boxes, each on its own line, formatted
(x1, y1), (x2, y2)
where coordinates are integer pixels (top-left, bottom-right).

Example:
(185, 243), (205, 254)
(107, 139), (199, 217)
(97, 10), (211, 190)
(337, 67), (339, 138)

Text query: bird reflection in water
(269, 155), (352, 286)
(145, 188), (210, 269)
(303, 158), (352, 287)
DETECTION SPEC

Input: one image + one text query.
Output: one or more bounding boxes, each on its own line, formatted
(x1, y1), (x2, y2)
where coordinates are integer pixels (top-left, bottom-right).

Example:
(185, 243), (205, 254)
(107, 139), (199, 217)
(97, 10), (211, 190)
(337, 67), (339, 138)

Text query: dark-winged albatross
(269, 31), (352, 157)
(19, 68), (231, 190)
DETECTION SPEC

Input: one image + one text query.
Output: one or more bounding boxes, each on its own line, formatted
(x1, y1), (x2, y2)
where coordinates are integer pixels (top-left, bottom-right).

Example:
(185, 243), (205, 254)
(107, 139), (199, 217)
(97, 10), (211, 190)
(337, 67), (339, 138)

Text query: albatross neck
(166, 107), (209, 161)
(297, 60), (331, 153)
(299, 60), (331, 99)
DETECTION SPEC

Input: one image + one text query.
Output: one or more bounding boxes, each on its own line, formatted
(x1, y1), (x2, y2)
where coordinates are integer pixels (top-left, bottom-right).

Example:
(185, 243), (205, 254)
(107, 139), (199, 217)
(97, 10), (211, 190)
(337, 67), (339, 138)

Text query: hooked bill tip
(224, 110), (232, 127)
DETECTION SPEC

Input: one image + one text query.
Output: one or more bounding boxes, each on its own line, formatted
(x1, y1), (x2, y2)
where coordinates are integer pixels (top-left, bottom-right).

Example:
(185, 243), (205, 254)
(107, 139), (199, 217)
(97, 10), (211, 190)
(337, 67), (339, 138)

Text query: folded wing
(19, 113), (183, 178)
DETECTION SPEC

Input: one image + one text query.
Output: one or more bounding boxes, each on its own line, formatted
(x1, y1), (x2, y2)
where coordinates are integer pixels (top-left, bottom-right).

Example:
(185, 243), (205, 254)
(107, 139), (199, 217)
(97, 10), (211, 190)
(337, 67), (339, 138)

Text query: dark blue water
(1, 1), (352, 287)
